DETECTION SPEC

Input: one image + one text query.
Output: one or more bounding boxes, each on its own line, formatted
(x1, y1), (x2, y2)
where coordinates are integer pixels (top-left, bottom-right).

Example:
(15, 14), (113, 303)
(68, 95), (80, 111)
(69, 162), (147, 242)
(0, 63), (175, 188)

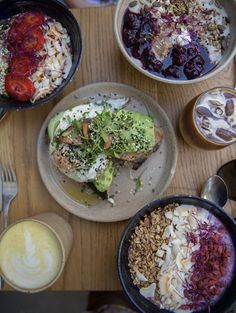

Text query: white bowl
(114, 0), (236, 84)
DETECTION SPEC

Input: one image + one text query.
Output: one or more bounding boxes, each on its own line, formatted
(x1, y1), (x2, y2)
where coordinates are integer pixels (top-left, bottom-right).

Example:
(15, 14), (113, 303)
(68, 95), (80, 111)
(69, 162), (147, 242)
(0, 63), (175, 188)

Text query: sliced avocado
(112, 110), (156, 154)
(93, 161), (114, 192)
(48, 112), (64, 141)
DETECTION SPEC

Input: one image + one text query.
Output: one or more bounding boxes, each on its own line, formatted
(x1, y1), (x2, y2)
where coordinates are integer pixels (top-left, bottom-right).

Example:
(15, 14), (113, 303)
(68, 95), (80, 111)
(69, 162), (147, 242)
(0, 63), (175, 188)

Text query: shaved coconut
(176, 223), (189, 231)
(163, 224), (174, 238)
(30, 17), (72, 102)
(198, 208), (210, 222)
(42, 78), (50, 88)
(188, 215), (198, 229)
(157, 258), (165, 267)
(54, 77), (63, 86)
(181, 258), (192, 271)
(172, 239), (181, 256)
(51, 26), (64, 38)
(161, 243), (169, 251)
(169, 284), (184, 300)
(172, 216), (181, 225)
(176, 252), (183, 270)
(165, 211), (173, 220)
(172, 238), (181, 246)
(174, 230), (183, 239)
(159, 274), (170, 295)
(63, 57), (72, 78)
(165, 246), (172, 265)
(136, 271), (148, 282)
(140, 283), (156, 299)
(156, 249), (165, 258)
(180, 246), (188, 257)
(174, 205), (197, 217)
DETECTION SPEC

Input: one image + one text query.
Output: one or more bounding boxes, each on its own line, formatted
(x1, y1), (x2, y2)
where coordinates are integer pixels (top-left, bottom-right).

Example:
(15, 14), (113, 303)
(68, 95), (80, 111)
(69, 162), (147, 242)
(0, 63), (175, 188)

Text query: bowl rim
(114, 0), (236, 85)
(0, 0), (83, 110)
(117, 194), (236, 313)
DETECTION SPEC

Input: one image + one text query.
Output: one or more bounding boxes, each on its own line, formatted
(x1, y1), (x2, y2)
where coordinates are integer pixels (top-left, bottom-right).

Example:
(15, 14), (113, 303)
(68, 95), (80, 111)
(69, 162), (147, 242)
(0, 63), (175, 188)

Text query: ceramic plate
(37, 82), (177, 222)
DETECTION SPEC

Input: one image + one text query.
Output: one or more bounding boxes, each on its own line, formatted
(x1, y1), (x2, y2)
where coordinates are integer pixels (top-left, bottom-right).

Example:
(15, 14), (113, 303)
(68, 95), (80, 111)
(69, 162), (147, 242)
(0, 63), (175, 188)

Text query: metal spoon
(201, 175), (228, 207)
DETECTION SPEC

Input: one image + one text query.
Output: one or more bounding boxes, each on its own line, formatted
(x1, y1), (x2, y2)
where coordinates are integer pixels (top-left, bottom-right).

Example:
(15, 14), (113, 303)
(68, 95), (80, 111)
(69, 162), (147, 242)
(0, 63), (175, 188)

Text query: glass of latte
(0, 212), (73, 292)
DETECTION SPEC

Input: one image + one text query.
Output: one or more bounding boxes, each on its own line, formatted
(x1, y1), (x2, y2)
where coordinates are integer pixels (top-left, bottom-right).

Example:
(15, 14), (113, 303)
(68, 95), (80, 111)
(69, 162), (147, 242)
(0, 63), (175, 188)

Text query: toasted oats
(128, 203), (179, 287)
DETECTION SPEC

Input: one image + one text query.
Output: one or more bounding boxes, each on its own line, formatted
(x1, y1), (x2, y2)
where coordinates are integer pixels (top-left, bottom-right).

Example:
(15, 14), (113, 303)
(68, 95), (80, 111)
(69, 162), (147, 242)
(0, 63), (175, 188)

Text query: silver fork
(0, 165), (18, 289)
(1, 165), (18, 228)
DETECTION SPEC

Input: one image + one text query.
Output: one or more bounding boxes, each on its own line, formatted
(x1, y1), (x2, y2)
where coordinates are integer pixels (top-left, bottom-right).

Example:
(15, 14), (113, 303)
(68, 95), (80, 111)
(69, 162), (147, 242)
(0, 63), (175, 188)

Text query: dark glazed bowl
(117, 195), (236, 313)
(0, 0), (82, 110)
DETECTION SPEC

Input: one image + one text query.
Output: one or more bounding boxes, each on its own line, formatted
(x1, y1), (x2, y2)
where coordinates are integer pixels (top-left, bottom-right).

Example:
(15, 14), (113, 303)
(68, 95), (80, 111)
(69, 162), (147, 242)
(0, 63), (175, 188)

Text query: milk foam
(0, 221), (62, 290)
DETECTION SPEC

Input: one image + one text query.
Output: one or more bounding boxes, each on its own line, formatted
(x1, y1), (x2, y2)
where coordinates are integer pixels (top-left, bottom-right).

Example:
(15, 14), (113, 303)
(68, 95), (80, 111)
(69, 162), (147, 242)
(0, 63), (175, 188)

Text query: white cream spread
(0, 221), (62, 290)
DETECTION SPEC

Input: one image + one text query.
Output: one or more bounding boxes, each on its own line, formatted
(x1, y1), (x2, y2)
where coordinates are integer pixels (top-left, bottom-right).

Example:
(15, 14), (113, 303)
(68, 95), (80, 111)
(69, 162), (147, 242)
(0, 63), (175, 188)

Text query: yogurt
(0, 221), (62, 290)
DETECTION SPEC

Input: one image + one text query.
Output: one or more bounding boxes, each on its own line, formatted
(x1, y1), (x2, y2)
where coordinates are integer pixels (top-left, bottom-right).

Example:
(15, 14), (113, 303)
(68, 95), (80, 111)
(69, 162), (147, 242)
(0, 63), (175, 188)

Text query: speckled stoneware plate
(37, 82), (177, 222)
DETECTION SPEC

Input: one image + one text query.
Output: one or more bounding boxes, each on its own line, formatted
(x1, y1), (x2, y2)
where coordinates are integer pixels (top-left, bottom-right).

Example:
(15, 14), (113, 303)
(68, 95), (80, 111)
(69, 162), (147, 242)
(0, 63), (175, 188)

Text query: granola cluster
(128, 203), (178, 288)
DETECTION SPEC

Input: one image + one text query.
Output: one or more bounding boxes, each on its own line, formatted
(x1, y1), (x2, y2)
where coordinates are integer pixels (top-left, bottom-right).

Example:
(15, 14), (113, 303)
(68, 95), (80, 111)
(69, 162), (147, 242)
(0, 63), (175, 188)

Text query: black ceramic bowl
(0, 0), (82, 110)
(117, 195), (236, 313)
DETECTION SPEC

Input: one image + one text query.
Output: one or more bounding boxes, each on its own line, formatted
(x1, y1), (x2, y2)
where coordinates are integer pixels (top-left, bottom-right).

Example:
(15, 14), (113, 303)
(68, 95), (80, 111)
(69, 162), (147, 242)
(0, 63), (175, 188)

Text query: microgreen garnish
(72, 119), (82, 130)
(134, 168), (146, 193)
(55, 107), (155, 174)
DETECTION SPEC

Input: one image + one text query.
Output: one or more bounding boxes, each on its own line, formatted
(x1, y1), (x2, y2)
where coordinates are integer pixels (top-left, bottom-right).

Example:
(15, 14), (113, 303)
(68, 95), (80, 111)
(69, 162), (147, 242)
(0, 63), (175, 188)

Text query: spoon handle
(0, 277), (4, 289)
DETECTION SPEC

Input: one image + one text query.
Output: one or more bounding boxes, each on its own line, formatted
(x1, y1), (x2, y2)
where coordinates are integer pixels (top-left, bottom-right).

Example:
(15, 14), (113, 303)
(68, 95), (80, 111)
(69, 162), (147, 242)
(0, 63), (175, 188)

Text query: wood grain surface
(0, 7), (236, 290)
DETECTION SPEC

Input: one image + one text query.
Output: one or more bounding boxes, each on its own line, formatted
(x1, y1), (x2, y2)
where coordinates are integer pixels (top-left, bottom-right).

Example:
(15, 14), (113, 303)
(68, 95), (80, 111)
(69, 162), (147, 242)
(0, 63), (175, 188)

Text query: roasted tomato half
(7, 24), (24, 46)
(5, 73), (35, 102)
(10, 55), (38, 77)
(7, 11), (45, 47)
(21, 27), (44, 52)
(21, 11), (45, 28)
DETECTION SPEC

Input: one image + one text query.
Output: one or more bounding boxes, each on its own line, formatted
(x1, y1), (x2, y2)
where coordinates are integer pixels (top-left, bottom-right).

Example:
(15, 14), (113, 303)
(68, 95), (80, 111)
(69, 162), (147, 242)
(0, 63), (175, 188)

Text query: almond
(225, 99), (234, 116)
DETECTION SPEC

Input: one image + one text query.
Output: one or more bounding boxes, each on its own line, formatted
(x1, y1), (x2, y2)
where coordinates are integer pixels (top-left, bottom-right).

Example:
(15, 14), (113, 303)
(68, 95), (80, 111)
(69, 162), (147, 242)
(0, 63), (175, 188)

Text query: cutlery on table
(201, 175), (228, 207)
(0, 164), (18, 289)
(1, 165), (18, 228)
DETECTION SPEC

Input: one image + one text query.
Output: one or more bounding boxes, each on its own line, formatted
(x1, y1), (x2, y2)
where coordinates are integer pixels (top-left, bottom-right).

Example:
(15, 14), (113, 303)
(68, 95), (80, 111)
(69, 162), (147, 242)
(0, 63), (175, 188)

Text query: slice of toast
(119, 126), (163, 169)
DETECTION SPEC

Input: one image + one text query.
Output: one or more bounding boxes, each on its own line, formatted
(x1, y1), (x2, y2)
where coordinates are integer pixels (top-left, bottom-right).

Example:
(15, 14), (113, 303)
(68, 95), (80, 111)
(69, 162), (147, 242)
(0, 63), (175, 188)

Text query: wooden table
(0, 7), (236, 291)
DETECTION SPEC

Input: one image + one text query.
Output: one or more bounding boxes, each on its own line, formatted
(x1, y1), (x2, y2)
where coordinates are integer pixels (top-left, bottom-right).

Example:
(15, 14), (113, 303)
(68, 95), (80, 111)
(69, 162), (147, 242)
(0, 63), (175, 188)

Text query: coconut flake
(140, 283), (156, 299)
(136, 271), (148, 282)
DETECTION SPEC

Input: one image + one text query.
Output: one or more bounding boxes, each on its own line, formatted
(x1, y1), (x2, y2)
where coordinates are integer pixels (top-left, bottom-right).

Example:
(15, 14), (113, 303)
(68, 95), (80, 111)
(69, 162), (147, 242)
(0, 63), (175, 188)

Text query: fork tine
(2, 166), (8, 182)
(7, 167), (13, 182)
(0, 162), (3, 180)
(9, 166), (16, 182)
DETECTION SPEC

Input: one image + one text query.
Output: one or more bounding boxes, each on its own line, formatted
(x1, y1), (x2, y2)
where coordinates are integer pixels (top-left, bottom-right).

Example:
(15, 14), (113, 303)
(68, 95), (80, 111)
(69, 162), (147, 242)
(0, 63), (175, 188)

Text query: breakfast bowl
(117, 195), (236, 313)
(114, 0), (236, 84)
(0, 0), (82, 110)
